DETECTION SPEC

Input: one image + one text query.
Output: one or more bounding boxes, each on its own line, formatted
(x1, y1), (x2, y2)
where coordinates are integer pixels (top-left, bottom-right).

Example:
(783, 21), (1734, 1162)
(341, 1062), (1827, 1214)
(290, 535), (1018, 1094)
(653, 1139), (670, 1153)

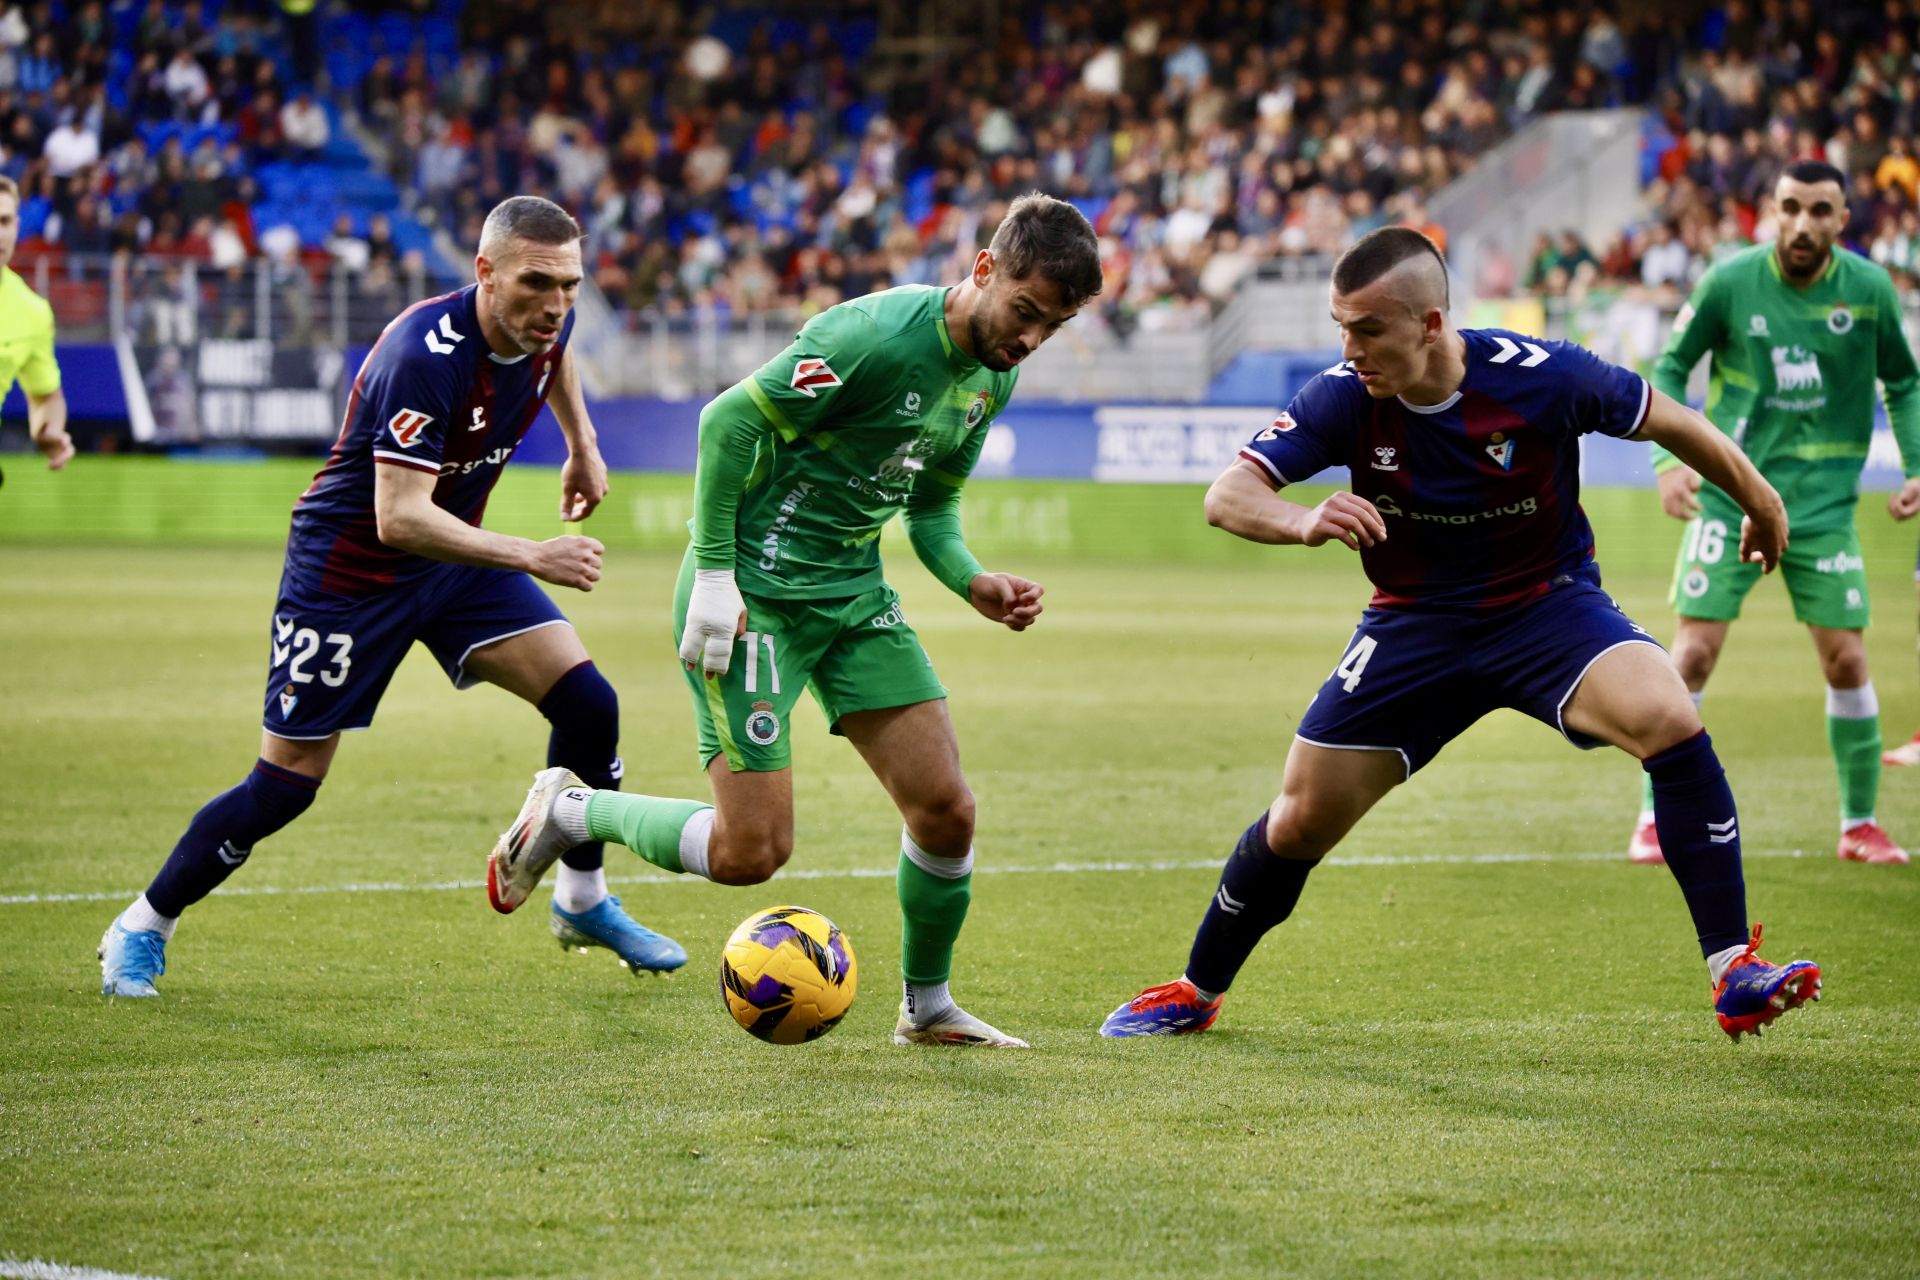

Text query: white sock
(120, 894), (177, 941)
(1842, 815), (1877, 834)
(551, 785), (595, 845)
(1706, 941), (1747, 987)
(1188, 979), (1223, 1003)
(552, 864), (607, 914)
(903, 979), (953, 1025)
(680, 807), (715, 880)
(1826, 681), (1878, 720)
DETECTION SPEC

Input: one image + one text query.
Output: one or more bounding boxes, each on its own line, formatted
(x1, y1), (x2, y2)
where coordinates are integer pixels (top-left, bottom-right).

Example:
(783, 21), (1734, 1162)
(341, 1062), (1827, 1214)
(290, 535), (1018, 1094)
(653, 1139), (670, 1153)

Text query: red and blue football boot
(1099, 978), (1222, 1037)
(1713, 923), (1821, 1041)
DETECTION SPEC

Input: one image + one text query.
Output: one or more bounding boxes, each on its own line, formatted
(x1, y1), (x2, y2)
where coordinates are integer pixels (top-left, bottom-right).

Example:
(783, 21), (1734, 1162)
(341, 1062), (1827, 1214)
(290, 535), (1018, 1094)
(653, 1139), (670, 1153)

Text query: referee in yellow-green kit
(0, 174), (73, 470)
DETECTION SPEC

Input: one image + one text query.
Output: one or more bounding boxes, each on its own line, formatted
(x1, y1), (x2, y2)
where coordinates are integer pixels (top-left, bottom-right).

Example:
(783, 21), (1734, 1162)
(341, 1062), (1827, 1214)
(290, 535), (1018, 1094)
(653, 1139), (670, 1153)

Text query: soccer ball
(719, 905), (858, 1044)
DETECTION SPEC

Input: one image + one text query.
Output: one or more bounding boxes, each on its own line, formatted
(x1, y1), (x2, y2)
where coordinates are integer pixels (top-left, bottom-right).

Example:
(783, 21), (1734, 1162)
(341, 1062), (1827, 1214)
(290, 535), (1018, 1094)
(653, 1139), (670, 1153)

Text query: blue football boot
(551, 895), (687, 975)
(1714, 923), (1821, 1041)
(1099, 977), (1222, 1037)
(99, 918), (167, 997)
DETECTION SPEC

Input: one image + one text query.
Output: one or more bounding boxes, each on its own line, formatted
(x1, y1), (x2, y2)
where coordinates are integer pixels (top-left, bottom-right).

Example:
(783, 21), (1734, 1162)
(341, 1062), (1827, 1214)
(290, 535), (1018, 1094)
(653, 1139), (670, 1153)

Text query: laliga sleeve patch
(790, 358), (842, 398)
(387, 409), (434, 448)
(1253, 411), (1296, 442)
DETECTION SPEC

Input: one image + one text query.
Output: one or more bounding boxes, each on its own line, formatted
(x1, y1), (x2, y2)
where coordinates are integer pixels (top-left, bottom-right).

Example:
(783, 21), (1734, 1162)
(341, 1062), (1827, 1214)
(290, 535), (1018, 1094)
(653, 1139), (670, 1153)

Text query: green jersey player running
(485, 193), (1104, 1045)
(1627, 160), (1920, 868)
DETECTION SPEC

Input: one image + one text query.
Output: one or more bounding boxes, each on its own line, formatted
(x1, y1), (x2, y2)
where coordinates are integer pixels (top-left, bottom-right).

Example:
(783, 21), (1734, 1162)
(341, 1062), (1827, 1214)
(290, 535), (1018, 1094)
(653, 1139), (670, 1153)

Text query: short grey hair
(478, 196), (582, 260)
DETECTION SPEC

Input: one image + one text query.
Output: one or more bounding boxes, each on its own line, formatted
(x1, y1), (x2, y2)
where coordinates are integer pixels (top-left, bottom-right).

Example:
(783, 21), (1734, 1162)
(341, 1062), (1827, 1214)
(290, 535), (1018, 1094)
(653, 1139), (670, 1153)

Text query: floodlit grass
(4, 500), (1919, 1278)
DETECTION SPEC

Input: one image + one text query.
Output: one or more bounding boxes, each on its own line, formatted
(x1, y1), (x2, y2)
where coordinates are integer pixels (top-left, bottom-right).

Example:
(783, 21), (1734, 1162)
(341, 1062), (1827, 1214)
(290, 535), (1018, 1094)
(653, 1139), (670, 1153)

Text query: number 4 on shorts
(1335, 635), (1377, 692)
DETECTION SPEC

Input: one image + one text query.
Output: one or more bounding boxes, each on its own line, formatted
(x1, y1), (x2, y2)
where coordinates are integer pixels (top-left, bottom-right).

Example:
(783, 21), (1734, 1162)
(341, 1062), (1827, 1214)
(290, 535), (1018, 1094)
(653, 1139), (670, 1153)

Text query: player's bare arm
(548, 351), (608, 522)
(373, 461), (603, 590)
(1635, 388), (1787, 571)
(27, 387), (72, 470)
(1204, 458), (1386, 550)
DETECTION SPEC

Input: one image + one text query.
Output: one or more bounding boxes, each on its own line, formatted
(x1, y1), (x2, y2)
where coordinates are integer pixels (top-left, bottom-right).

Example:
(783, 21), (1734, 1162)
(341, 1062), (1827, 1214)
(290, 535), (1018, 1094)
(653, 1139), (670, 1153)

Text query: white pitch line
(0, 1260), (170, 1280)
(0, 847), (1815, 908)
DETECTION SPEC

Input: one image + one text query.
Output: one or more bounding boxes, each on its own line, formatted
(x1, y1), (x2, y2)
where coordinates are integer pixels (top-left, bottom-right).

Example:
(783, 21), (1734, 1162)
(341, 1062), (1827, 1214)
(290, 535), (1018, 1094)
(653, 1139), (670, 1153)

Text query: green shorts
(1668, 498), (1870, 629)
(674, 551), (949, 772)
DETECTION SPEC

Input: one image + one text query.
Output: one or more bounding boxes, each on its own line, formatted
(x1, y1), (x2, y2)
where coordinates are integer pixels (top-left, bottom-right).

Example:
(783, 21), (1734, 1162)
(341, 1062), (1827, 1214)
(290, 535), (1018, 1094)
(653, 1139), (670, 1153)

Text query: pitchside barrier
(7, 458), (1920, 587)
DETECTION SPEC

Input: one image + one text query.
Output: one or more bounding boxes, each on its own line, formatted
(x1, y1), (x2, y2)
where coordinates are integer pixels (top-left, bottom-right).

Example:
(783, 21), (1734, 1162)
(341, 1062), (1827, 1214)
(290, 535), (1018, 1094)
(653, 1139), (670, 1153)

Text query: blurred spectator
(278, 89), (328, 162)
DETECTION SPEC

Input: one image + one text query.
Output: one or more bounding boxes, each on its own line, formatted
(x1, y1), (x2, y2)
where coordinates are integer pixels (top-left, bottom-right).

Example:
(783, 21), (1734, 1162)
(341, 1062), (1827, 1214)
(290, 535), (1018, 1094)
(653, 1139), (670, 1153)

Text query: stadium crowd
(2, 0), (1918, 330)
(1520, 0), (1920, 301)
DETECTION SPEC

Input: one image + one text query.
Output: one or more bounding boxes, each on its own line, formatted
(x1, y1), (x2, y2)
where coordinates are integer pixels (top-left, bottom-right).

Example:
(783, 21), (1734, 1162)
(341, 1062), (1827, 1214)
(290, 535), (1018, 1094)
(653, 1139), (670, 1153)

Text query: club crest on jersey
(1254, 412), (1297, 442)
(387, 409), (433, 448)
(1485, 431), (1516, 470)
(965, 390), (991, 429)
(1371, 446), (1400, 471)
(790, 358), (842, 398)
(278, 684), (298, 718)
(1827, 304), (1854, 335)
(745, 700), (781, 746)
(1748, 314), (1769, 337)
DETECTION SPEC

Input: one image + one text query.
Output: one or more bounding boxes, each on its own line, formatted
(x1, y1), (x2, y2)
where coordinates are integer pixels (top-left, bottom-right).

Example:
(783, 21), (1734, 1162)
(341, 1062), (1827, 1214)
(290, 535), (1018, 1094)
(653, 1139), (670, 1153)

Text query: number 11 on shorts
(1336, 634), (1377, 692)
(739, 631), (781, 694)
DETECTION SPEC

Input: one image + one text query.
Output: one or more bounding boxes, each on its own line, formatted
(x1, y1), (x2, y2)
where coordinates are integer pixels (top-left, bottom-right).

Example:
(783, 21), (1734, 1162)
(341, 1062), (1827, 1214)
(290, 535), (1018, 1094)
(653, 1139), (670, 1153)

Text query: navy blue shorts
(262, 563), (569, 739)
(1295, 576), (1662, 777)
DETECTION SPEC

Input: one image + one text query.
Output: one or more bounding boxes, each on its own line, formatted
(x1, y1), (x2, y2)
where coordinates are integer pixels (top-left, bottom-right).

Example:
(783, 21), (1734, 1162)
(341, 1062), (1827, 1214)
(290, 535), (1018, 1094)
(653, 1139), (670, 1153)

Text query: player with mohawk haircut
(1101, 227), (1824, 1043)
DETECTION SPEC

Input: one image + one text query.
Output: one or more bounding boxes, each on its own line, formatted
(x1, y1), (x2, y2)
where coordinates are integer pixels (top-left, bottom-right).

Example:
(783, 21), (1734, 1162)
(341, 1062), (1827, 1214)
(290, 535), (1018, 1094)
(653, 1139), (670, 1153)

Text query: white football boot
(893, 1001), (1030, 1048)
(487, 767), (587, 914)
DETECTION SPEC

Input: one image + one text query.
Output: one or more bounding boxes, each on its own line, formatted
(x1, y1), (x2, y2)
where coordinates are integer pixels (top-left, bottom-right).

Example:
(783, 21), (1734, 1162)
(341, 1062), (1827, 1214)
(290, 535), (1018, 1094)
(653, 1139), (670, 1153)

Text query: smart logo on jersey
(1253, 412), (1297, 441)
(387, 409), (433, 448)
(1485, 431), (1516, 470)
(789, 358), (842, 397)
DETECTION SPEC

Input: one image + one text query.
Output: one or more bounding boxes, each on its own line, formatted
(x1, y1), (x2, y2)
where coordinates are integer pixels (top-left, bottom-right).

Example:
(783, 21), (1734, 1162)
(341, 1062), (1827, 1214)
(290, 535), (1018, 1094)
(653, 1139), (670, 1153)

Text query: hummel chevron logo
(468, 406), (487, 432)
(1215, 887), (1246, 915)
(1707, 817), (1739, 844)
(424, 313), (466, 355)
(273, 615), (294, 665)
(1488, 336), (1550, 367)
(216, 840), (251, 866)
(790, 358), (841, 398)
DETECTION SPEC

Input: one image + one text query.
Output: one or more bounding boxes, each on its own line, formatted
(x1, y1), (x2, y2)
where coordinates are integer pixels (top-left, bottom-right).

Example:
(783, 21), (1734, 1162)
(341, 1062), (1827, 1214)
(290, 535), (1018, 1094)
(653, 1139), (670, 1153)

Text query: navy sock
(1646, 729), (1749, 957)
(145, 759), (321, 916)
(1184, 814), (1318, 996)
(540, 660), (620, 874)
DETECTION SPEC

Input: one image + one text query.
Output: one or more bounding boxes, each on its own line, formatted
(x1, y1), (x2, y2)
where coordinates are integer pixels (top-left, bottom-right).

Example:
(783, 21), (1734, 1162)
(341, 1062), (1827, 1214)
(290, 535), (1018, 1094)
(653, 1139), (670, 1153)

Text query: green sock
(1828, 710), (1883, 824)
(585, 792), (712, 873)
(897, 836), (972, 985)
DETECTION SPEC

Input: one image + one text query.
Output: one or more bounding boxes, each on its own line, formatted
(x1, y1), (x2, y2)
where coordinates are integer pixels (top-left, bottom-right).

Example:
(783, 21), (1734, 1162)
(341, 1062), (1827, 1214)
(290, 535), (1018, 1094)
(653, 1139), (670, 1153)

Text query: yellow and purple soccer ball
(719, 905), (858, 1044)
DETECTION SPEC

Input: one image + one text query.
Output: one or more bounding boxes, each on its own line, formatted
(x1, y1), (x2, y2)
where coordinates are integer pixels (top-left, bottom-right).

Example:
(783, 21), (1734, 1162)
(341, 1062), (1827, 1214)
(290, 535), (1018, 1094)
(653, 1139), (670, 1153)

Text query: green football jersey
(713, 285), (1017, 599)
(1652, 244), (1920, 533)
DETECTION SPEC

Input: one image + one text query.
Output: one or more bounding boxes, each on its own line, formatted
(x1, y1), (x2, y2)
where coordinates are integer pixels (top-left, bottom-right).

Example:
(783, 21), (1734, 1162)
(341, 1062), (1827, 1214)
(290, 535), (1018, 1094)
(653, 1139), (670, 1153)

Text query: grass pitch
(3, 488), (1919, 1278)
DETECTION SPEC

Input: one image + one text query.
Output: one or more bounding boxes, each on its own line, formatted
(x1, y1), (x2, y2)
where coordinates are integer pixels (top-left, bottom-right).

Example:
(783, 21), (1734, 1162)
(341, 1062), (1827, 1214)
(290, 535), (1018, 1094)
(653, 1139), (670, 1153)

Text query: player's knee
(1669, 638), (1718, 685)
(1264, 804), (1341, 862)
(907, 785), (975, 854)
(1821, 653), (1869, 689)
(708, 828), (792, 886)
(539, 661), (618, 742)
(1631, 699), (1705, 759)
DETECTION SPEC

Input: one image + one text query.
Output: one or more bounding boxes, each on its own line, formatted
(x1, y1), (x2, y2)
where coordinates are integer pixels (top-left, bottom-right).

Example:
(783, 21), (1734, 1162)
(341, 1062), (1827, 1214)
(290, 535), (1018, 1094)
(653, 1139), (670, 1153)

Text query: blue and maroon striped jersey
(1239, 329), (1651, 611)
(285, 285), (573, 596)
